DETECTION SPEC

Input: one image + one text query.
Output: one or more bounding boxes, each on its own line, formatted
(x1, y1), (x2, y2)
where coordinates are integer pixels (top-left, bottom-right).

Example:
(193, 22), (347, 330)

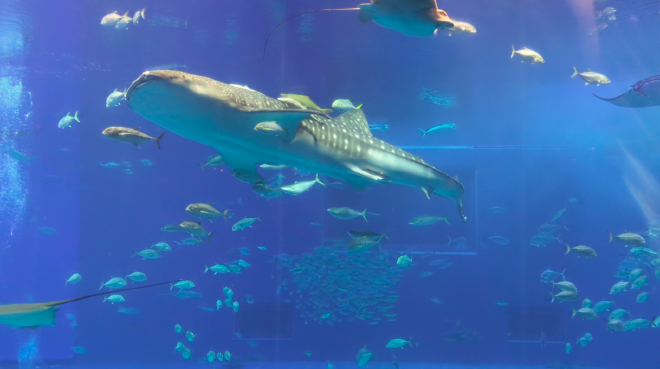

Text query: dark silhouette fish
(263, 0), (455, 60)
(594, 75), (660, 107)
(540, 331), (546, 348)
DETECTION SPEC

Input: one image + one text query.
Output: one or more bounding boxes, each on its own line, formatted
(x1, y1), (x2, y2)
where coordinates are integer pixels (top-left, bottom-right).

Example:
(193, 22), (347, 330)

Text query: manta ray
(263, 0), (455, 60)
(0, 281), (174, 328)
(125, 70), (466, 221)
(594, 75), (660, 108)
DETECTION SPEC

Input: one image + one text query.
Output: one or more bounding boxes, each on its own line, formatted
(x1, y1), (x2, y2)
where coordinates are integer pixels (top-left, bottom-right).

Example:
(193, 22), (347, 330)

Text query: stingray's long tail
(55, 280), (180, 306)
(263, 8), (359, 61)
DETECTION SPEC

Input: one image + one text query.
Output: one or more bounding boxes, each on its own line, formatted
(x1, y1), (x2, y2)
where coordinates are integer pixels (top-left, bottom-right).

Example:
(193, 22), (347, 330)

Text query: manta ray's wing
(0, 280), (175, 328)
(358, 0), (453, 36)
(0, 302), (60, 328)
(594, 77), (660, 108)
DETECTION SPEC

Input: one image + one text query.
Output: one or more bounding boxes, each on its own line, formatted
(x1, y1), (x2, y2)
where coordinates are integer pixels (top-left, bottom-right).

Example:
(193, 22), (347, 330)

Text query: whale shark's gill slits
(298, 124), (319, 144)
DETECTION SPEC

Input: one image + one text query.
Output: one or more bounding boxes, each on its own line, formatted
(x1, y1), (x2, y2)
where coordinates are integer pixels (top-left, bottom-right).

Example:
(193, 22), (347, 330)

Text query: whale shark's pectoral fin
(220, 150), (262, 184)
(343, 176), (373, 192)
(346, 164), (388, 182)
(421, 185), (431, 199)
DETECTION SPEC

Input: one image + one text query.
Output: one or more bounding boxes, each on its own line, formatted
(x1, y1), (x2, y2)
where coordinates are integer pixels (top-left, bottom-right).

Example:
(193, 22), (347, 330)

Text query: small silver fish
(132, 8), (146, 24)
(327, 207), (370, 221)
(101, 11), (123, 26)
(115, 11), (132, 29)
(571, 67), (610, 86)
(511, 46), (544, 63)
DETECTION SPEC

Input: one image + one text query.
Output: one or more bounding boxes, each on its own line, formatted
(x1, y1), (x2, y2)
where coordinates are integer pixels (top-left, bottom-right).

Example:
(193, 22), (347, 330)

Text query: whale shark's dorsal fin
(331, 109), (373, 136)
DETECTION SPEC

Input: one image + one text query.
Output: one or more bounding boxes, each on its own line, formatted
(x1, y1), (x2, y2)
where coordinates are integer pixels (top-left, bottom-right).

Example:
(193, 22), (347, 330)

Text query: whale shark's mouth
(127, 70), (190, 103)
(126, 71), (163, 102)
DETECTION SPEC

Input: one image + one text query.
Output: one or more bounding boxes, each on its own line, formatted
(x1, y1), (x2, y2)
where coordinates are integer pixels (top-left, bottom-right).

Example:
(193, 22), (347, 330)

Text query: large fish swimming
(125, 70), (466, 220)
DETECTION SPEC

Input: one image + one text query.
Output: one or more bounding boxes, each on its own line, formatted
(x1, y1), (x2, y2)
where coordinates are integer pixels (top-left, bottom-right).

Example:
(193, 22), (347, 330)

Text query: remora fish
(125, 71), (466, 220)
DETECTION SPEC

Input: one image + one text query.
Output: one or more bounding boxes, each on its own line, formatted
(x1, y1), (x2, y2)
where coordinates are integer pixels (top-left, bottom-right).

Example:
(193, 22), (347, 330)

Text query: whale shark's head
(126, 70), (225, 110)
(125, 70), (239, 145)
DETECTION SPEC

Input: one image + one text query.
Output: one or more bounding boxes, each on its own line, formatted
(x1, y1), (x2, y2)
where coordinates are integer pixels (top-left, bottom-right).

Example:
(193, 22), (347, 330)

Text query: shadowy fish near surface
(102, 127), (165, 149)
(409, 215), (449, 226)
(420, 88), (456, 107)
(347, 234), (387, 250)
(551, 207), (567, 222)
(488, 236), (509, 245)
(125, 70), (466, 220)
(263, 0), (456, 59)
(448, 236), (467, 249)
(2, 146), (36, 162)
(488, 206), (507, 215)
(348, 230), (387, 239)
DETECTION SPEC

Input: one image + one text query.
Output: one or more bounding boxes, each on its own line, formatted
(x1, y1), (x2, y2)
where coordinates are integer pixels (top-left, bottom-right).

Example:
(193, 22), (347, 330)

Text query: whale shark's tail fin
(420, 170), (466, 222)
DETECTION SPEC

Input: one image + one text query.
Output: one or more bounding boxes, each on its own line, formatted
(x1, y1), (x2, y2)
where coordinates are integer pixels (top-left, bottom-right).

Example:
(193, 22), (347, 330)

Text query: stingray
(263, 0), (454, 60)
(594, 75), (660, 108)
(0, 280), (175, 328)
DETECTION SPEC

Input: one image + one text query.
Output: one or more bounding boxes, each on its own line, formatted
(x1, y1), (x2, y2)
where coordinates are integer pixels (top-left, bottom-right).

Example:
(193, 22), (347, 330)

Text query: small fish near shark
(263, 0), (456, 60)
(125, 70), (467, 221)
(594, 75), (660, 108)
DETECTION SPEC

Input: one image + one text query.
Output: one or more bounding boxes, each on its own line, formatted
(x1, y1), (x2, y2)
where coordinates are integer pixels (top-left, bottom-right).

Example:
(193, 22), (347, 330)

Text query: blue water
(1, 0), (659, 368)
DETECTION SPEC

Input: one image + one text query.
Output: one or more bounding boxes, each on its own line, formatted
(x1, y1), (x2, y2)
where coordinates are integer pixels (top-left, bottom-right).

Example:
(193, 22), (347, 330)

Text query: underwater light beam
(621, 146), (660, 227)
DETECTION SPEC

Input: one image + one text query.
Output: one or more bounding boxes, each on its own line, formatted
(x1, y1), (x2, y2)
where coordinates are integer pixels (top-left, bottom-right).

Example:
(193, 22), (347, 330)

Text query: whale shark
(125, 70), (466, 221)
